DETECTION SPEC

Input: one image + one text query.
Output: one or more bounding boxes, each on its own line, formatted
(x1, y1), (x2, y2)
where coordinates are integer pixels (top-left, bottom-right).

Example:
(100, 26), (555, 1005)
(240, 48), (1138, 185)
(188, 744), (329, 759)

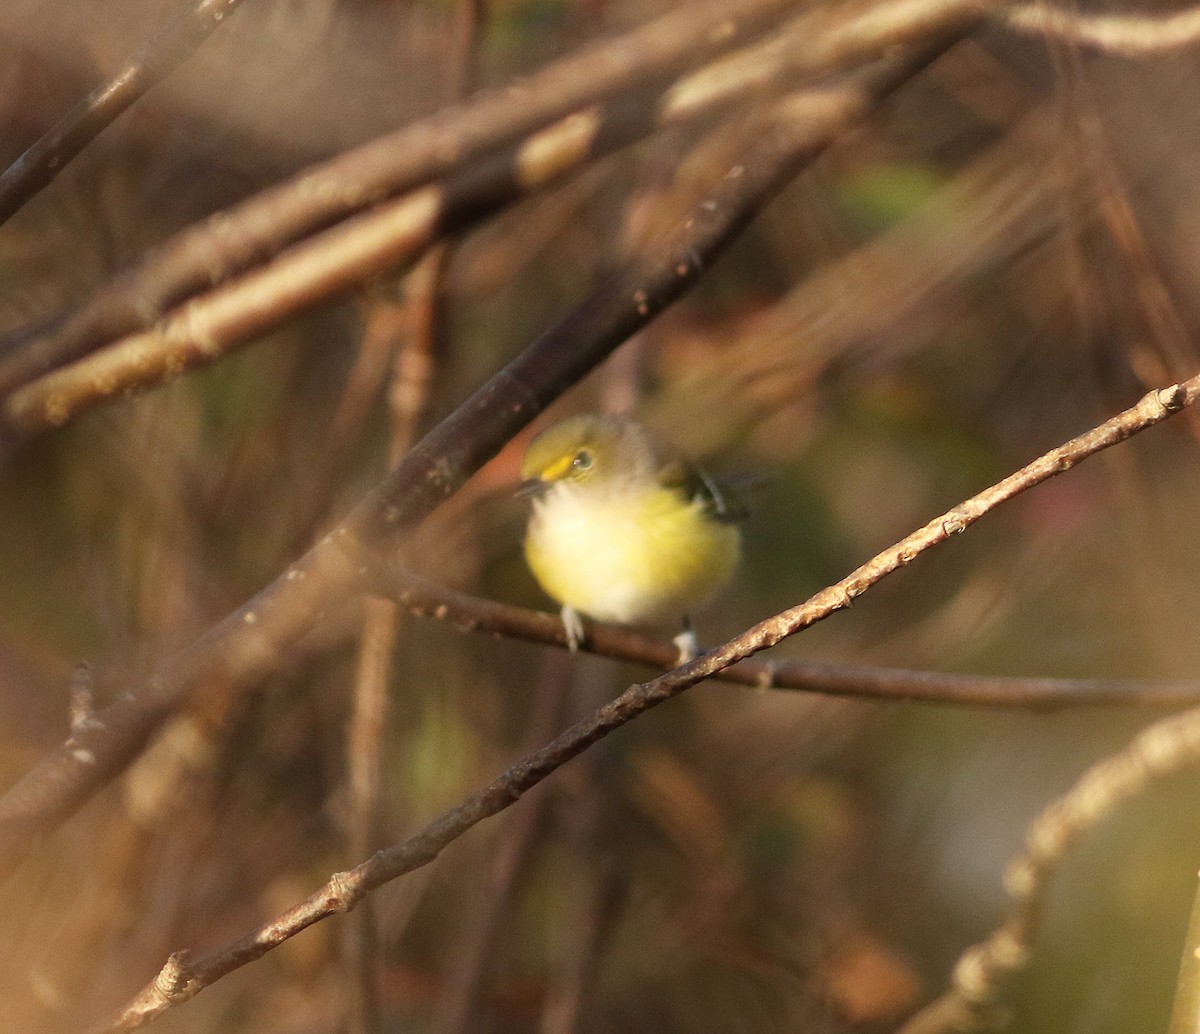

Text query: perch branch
(377, 572), (1200, 710)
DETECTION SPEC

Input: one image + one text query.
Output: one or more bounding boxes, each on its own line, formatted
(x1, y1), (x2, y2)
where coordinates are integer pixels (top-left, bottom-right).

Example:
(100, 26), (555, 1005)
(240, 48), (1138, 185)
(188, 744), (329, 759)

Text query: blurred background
(3, 0), (1200, 1031)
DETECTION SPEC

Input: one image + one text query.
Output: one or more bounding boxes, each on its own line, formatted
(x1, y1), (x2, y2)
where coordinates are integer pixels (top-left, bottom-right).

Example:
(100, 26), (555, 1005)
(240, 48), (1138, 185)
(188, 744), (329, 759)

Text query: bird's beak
(516, 478), (548, 498)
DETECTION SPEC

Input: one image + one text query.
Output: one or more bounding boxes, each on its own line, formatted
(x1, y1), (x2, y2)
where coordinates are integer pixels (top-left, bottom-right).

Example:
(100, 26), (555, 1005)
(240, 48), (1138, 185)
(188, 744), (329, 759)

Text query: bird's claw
(673, 626), (700, 665)
(561, 605), (587, 652)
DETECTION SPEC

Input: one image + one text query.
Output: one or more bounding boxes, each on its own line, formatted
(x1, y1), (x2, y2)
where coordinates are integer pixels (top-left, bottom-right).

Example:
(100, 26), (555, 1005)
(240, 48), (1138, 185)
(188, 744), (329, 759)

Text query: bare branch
(438, 653), (572, 1034)
(344, 8), (477, 1023)
(1, 29), (975, 433)
(2, 39), (964, 434)
(90, 370), (1200, 1032)
(0, 0), (249, 226)
(0, 0), (802, 394)
(898, 701), (1200, 1034)
(1005, 3), (1200, 56)
(344, 598), (395, 1034)
(379, 572), (1200, 710)
(0, 0), (996, 410)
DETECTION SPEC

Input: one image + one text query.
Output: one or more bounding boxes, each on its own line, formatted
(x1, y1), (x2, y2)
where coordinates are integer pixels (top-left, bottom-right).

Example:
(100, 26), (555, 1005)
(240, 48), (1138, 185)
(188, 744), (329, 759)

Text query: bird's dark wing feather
(658, 460), (749, 524)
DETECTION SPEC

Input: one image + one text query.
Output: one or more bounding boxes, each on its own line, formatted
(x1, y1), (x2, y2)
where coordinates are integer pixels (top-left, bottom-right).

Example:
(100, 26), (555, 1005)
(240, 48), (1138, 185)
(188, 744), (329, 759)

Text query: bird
(518, 414), (742, 660)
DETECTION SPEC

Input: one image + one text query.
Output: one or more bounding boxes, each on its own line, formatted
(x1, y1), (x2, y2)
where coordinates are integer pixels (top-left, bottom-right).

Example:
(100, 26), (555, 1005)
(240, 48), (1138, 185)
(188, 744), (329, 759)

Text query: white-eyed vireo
(518, 415), (741, 657)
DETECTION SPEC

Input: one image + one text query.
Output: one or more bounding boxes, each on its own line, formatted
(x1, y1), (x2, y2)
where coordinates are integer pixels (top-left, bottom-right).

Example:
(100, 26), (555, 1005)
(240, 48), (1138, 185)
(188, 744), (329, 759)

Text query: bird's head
(518, 415), (654, 496)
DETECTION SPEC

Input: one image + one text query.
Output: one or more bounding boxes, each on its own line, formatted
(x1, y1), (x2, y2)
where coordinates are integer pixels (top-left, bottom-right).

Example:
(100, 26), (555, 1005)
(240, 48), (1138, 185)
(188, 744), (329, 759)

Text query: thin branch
(0, 38), (941, 888)
(438, 652), (571, 1034)
(541, 865), (625, 1034)
(346, 7), (478, 1025)
(344, 597), (395, 1034)
(898, 701), (1200, 1034)
(276, 294), (409, 562)
(1045, 22), (1200, 438)
(90, 370), (1200, 1032)
(445, 0), (486, 102)
(378, 572), (1200, 710)
(1005, 2), (1200, 56)
(389, 257), (444, 449)
(0, 0), (250, 226)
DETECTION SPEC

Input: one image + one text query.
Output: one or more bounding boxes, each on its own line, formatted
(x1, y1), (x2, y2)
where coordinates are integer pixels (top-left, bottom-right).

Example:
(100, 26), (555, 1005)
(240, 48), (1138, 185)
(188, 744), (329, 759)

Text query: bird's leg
(673, 614), (700, 665)
(561, 605), (586, 652)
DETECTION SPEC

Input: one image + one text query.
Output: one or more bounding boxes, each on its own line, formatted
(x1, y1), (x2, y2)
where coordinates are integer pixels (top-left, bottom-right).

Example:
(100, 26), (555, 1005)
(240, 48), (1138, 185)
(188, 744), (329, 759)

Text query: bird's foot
(561, 605), (587, 652)
(673, 623), (700, 665)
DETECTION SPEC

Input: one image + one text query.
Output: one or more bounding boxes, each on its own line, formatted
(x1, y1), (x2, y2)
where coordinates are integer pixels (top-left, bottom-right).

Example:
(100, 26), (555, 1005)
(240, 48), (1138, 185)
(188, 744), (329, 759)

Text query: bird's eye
(571, 450), (593, 470)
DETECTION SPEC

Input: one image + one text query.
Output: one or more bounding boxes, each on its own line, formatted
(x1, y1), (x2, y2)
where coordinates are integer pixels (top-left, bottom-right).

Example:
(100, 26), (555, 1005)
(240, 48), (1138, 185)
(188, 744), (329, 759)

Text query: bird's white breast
(524, 482), (739, 625)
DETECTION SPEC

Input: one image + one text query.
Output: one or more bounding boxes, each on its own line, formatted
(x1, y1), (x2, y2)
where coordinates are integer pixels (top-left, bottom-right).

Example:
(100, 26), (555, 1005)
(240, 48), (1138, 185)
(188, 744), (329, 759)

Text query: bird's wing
(658, 459), (749, 524)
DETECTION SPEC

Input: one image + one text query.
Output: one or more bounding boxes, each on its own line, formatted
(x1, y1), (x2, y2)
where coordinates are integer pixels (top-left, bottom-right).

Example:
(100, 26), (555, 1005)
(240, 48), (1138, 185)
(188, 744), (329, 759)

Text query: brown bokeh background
(3, 2), (1200, 1031)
